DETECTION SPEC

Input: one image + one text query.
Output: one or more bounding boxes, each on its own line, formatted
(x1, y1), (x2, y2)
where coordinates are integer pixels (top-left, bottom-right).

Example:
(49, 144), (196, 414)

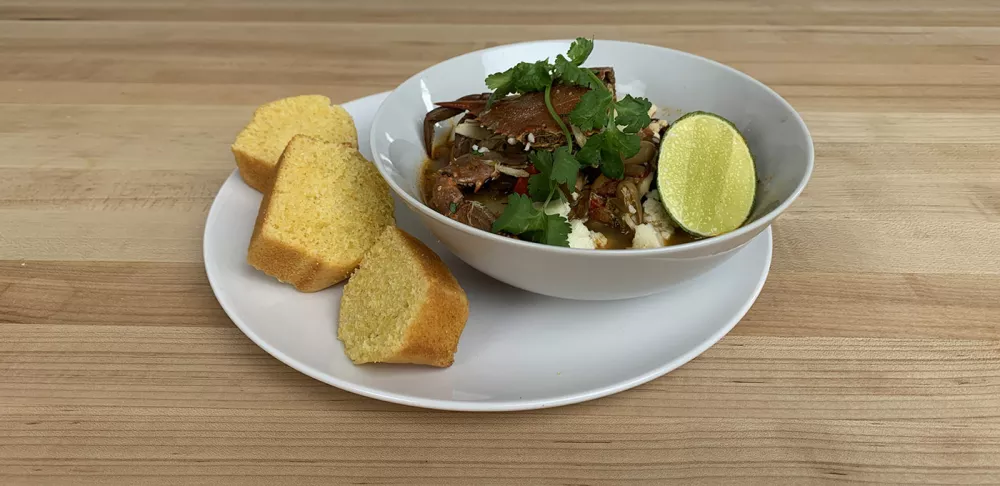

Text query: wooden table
(3, 0), (999, 483)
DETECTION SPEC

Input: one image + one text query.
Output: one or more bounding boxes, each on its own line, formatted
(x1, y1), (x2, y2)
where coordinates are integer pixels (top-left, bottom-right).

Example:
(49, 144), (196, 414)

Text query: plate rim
(203, 91), (773, 412)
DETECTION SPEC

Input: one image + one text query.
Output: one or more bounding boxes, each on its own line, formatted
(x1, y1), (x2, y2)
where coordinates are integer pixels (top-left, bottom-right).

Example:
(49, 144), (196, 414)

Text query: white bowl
(370, 39), (812, 300)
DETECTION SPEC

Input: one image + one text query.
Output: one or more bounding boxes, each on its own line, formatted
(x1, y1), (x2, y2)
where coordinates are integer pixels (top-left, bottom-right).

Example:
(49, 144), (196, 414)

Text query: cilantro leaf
(485, 68), (516, 107)
(529, 149), (553, 174)
(527, 173), (552, 202)
(553, 55), (601, 90)
(513, 60), (553, 93)
(485, 68), (514, 92)
(544, 214), (571, 246)
(576, 131), (605, 167)
(527, 150), (555, 201)
(605, 127), (642, 159)
(551, 146), (580, 186)
(599, 150), (624, 179)
(526, 214), (571, 247)
(491, 194), (571, 247)
(576, 131), (626, 179)
(614, 95), (653, 133)
(492, 194), (545, 235)
(568, 88), (613, 131)
(485, 60), (553, 107)
(567, 37), (594, 66)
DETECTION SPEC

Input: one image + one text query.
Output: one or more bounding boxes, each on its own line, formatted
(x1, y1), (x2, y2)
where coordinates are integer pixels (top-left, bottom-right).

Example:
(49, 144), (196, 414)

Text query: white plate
(204, 92), (772, 411)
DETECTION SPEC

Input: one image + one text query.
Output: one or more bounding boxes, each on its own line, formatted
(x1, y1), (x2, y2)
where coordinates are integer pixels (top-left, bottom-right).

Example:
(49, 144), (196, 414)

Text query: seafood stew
(420, 38), (752, 249)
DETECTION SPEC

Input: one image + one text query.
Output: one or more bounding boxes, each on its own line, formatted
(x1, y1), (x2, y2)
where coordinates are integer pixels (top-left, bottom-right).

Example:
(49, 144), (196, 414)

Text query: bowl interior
(371, 40), (811, 233)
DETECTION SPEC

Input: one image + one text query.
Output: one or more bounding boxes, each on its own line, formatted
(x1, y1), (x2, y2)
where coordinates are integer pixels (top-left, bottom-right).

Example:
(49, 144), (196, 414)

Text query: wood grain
(2, 0), (1000, 483)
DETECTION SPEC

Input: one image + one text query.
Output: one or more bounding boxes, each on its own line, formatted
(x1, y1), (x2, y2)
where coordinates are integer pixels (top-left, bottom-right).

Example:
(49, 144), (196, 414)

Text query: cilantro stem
(543, 188), (556, 207)
(544, 83), (573, 148)
(585, 69), (609, 95)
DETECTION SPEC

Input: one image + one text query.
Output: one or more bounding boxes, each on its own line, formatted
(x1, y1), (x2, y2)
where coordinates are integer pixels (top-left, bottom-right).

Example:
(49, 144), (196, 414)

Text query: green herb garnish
(614, 95), (654, 132)
(483, 37), (652, 246)
(551, 146), (581, 186)
(485, 60), (552, 108)
(569, 91), (651, 179)
(566, 38), (594, 65)
(526, 150), (555, 202)
(553, 55), (602, 90)
(576, 126), (644, 179)
(568, 89), (612, 131)
(491, 194), (571, 247)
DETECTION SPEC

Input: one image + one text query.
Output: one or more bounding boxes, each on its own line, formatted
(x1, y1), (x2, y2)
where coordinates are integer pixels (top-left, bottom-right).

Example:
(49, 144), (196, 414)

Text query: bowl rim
(370, 38), (813, 257)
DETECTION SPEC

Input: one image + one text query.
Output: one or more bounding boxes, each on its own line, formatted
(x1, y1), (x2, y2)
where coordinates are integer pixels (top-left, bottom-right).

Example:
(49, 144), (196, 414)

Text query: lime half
(656, 112), (756, 237)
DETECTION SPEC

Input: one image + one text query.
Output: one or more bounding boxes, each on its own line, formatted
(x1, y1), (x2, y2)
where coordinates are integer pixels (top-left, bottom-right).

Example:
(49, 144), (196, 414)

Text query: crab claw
(423, 106), (464, 157)
(435, 99), (488, 114)
(434, 93), (490, 116)
(423, 94), (492, 156)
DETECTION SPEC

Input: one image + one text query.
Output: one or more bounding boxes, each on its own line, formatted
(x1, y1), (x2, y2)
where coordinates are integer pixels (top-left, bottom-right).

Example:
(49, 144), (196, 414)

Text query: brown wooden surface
(2, 0), (1000, 483)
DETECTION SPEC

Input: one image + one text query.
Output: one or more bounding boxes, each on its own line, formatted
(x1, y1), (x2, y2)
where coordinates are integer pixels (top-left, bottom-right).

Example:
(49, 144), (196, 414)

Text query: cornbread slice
(232, 95), (358, 192)
(338, 227), (469, 367)
(247, 135), (394, 292)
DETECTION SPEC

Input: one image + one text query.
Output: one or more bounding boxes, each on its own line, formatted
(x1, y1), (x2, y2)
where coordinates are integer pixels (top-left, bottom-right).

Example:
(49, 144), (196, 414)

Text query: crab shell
(434, 68), (616, 151)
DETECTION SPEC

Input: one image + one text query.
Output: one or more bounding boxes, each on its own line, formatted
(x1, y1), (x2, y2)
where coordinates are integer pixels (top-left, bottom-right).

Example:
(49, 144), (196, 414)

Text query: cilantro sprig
(525, 147), (580, 202)
(573, 93), (652, 179)
(484, 37), (653, 246)
(485, 60), (552, 108)
(492, 194), (571, 247)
